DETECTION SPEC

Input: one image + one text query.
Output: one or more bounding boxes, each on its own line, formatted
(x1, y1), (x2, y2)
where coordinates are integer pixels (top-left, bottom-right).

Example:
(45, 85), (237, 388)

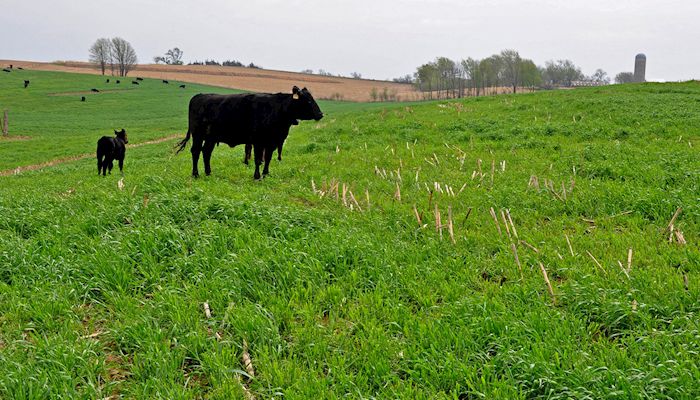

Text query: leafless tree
(89, 38), (112, 75)
(111, 37), (138, 77)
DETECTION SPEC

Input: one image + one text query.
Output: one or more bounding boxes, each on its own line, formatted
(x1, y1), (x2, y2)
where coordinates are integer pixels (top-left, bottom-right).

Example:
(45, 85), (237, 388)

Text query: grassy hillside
(0, 72), (698, 399)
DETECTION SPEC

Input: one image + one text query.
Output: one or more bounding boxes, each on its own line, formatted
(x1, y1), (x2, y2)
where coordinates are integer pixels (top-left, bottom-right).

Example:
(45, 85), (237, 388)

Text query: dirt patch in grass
(0, 135), (31, 141)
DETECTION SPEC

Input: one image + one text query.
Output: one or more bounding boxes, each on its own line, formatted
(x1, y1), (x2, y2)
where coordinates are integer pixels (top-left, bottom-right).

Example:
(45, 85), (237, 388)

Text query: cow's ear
(292, 86), (300, 93)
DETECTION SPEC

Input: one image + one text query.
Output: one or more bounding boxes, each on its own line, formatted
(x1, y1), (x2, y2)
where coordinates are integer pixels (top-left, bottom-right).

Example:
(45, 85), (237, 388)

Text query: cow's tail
(175, 129), (191, 154)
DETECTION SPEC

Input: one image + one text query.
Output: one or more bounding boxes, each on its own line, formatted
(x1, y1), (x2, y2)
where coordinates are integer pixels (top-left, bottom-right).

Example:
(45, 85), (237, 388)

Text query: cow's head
(115, 129), (128, 144)
(292, 86), (323, 121)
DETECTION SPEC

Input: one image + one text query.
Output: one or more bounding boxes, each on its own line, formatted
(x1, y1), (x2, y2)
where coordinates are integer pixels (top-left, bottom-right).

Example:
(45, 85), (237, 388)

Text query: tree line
(89, 38), (138, 77)
(410, 49), (616, 99)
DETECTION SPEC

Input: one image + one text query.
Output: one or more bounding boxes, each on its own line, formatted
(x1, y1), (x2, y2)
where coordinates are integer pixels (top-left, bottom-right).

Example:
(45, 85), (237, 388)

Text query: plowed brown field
(1, 60), (419, 102)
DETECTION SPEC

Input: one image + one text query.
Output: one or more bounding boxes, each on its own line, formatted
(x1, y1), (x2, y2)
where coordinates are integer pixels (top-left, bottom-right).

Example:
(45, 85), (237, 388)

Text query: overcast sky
(1, 0), (698, 81)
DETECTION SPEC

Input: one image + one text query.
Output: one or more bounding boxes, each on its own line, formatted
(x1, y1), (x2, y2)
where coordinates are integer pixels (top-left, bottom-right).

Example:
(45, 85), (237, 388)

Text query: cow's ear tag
(293, 93), (299, 100)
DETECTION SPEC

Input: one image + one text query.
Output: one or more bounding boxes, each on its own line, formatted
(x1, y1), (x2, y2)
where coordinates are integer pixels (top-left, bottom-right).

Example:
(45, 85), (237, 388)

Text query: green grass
(0, 71), (699, 399)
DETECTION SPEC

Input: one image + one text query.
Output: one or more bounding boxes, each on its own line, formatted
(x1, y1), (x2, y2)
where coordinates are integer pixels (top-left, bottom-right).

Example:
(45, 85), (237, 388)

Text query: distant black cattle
(116, 80), (120, 84)
(136, 77), (143, 81)
(2, 69), (10, 73)
(176, 86), (323, 179)
(17, 67), (23, 70)
(106, 78), (110, 83)
(243, 119), (298, 164)
(91, 88), (99, 93)
(162, 80), (169, 84)
(81, 96), (86, 102)
(9, 64), (13, 69)
(96, 129), (128, 176)
(24, 80), (30, 88)
(132, 81), (139, 85)
(179, 84), (186, 88)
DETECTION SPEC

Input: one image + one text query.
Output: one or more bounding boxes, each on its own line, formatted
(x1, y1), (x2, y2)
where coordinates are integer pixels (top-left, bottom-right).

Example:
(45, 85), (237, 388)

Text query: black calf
(81, 96), (86, 102)
(136, 77), (143, 81)
(116, 80), (121, 84)
(179, 84), (186, 88)
(24, 80), (29, 88)
(91, 88), (99, 92)
(163, 80), (169, 84)
(132, 81), (139, 85)
(106, 79), (110, 83)
(96, 129), (129, 176)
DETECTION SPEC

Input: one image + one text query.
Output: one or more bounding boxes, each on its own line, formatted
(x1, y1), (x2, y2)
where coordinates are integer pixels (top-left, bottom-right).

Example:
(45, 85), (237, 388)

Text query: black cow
(136, 77), (143, 81)
(176, 86), (322, 179)
(179, 84), (186, 88)
(91, 88), (99, 92)
(2, 69), (10, 73)
(18, 67), (23, 70)
(132, 81), (139, 85)
(81, 96), (86, 102)
(96, 129), (128, 176)
(163, 80), (169, 84)
(24, 80), (30, 88)
(116, 80), (121, 84)
(106, 78), (110, 83)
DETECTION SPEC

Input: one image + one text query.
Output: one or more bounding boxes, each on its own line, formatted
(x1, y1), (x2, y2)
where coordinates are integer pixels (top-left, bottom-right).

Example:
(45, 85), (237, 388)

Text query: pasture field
(0, 71), (699, 399)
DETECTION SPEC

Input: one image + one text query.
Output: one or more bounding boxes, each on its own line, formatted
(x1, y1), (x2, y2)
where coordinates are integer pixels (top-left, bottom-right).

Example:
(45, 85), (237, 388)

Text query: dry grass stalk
(432, 153), (440, 165)
(117, 178), (124, 191)
(396, 168), (402, 183)
(565, 234), (574, 256)
(365, 189), (370, 210)
(631, 299), (638, 311)
(519, 240), (540, 253)
(427, 190), (433, 210)
(242, 340), (255, 378)
(311, 179), (317, 194)
(586, 250), (608, 276)
(538, 262), (556, 305)
(415, 168), (420, 183)
(458, 182), (468, 195)
(413, 204), (422, 226)
(342, 184), (348, 207)
(674, 230), (687, 245)
(477, 159), (483, 178)
(490, 159), (495, 187)
(500, 160), (506, 172)
(424, 157), (435, 167)
(203, 302), (212, 319)
(143, 194), (150, 208)
(434, 203), (442, 238)
(511, 243), (524, 280)
(394, 183), (401, 202)
(489, 207), (502, 236)
(506, 210), (518, 239)
(448, 206), (455, 244)
(501, 210), (512, 239)
(471, 170), (477, 180)
(348, 190), (362, 211)
(665, 207), (682, 233)
(528, 175), (540, 190)
(683, 274), (689, 291)
(561, 182), (567, 201)
(627, 248), (633, 272)
(617, 260), (630, 279)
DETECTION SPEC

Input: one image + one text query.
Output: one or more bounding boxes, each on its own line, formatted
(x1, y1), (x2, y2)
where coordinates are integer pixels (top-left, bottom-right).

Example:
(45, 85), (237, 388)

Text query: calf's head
(115, 129), (128, 144)
(291, 86), (323, 121)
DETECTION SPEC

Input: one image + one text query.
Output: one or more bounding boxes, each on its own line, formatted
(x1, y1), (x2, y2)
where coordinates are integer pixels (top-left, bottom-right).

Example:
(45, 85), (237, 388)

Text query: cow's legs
(263, 145), (273, 176)
(202, 140), (216, 176)
(107, 158), (114, 174)
(118, 157), (124, 173)
(243, 143), (252, 165)
(97, 156), (103, 175)
(191, 136), (204, 177)
(253, 144), (263, 180)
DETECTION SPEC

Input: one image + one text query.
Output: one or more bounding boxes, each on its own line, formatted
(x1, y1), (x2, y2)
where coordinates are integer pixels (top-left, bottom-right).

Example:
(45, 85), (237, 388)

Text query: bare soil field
(1, 60), (419, 102)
